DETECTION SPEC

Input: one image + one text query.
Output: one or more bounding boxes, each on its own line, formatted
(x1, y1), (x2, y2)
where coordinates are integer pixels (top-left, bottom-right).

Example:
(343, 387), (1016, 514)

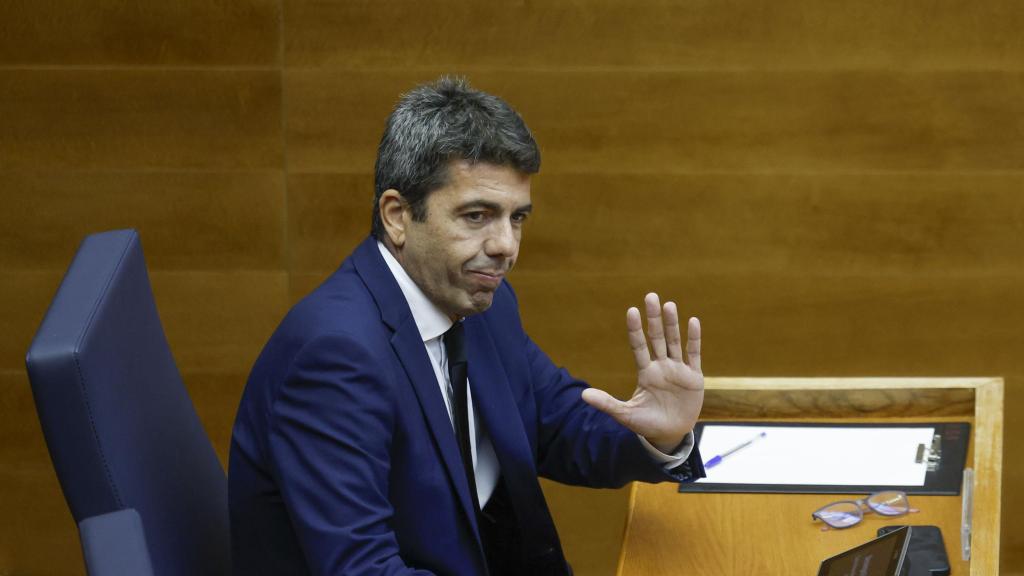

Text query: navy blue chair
(26, 229), (230, 576)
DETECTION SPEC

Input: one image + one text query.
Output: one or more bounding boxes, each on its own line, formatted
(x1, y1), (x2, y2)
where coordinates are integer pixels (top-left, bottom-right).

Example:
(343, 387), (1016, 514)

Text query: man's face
(394, 161), (532, 319)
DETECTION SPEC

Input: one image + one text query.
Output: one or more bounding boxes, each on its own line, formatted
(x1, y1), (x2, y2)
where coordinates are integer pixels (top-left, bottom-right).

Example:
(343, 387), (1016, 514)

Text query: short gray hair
(371, 77), (541, 239)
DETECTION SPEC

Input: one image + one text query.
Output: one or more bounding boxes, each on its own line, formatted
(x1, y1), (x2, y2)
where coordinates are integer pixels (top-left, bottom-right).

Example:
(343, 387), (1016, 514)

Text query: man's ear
(379, 189), (408, 248)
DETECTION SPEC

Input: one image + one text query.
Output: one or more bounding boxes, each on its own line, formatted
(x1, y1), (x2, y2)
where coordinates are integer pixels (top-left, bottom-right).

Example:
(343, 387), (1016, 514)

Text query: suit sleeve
(266, 332), (435, 576)
(526, 336), (704, 486)
(496, 285), (705, 487)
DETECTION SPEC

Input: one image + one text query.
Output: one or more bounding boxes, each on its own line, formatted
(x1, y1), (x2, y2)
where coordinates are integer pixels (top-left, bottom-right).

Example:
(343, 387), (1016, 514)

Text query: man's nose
(484, 220), (518, 258)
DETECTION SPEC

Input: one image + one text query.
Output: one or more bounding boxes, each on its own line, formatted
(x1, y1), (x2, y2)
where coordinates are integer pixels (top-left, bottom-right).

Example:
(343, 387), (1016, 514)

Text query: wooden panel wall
(0, 1), (287, 573)
(2, 1), (1022, 574)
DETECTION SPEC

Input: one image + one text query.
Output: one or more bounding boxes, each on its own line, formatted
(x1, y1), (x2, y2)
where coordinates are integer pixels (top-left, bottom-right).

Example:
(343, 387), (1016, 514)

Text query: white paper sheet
(696, 425), (934, 487)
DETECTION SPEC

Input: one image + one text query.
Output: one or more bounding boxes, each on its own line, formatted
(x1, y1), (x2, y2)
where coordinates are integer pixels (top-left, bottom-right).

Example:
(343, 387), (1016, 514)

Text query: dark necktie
(445, 323), (568, 575)
(444, 322), (480, 511)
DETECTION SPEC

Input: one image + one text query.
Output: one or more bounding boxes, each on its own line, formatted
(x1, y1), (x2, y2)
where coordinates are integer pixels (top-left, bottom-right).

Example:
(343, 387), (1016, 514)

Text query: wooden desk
(617, 378), (1003, 576)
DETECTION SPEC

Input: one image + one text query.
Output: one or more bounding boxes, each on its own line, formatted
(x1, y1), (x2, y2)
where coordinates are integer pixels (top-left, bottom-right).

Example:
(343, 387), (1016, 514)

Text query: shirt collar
(377, 241), (454, 343)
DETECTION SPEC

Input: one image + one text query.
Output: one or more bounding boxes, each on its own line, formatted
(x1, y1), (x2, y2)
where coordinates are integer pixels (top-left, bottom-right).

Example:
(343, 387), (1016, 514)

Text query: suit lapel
(351, 238), (482, 539)
(465, 317), (563, 562)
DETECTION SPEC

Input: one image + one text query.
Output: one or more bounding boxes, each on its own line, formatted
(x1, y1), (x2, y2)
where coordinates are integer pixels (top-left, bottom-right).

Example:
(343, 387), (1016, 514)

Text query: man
(229, 77), (706, 576)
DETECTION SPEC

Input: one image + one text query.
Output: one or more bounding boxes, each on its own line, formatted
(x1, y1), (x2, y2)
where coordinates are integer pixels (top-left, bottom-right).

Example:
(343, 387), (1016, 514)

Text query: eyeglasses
(811, 491), (918, 530)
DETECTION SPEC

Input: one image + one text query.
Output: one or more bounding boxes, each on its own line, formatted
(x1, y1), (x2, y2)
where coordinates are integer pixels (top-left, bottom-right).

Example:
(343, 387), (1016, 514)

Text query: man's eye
(511, 212), (529, 224)
(464, 212), (486, 223)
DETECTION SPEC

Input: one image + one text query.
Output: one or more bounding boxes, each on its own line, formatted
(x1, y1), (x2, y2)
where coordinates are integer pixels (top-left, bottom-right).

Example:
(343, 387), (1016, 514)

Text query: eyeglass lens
(814, 491), (911, 529)
(814, 501), (862, 528)
(866, 491), (910, 515)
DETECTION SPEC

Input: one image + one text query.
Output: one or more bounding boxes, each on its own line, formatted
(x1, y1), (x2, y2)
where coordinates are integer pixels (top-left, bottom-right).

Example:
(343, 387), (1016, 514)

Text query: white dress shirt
(376, 242), (693, 508)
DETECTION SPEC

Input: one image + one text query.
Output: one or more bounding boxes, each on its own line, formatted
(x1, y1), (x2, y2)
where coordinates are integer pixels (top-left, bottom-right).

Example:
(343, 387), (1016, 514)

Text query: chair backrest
(26, 229), (230, 576)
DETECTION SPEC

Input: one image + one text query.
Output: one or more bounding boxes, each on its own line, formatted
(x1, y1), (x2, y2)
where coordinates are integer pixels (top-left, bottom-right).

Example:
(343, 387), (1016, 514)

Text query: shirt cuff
(638, 431), (695, 471)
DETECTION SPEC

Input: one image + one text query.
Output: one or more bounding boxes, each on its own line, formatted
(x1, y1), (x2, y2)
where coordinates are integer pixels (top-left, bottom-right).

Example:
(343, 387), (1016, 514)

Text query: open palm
(581, 293), (704, 453)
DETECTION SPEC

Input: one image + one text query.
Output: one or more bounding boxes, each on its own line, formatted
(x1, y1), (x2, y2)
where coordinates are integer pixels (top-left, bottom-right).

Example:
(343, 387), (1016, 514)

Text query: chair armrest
(78, 508), (154, 576)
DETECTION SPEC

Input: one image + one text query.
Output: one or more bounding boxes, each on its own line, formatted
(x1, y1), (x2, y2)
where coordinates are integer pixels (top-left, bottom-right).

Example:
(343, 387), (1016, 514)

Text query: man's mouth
(467, 270), (505, 289)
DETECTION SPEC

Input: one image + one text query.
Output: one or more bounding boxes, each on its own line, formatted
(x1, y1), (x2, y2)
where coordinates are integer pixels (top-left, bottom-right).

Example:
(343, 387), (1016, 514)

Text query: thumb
(581, 388), (631, 426)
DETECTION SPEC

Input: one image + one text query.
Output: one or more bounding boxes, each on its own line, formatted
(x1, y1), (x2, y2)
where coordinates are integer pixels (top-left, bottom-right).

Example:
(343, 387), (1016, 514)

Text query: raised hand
(581, 293), (704, 453)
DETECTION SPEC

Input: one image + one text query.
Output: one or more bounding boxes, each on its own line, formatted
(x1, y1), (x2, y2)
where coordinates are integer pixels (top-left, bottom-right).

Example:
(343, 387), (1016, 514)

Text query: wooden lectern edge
(969, 377), (1003, 576)
(703, 376), (1002, 390)
(615, 377), (1005, 576)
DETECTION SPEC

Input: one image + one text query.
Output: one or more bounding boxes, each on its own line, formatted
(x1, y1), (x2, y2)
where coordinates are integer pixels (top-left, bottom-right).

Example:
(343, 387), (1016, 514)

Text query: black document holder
(679, 421), (970, 495)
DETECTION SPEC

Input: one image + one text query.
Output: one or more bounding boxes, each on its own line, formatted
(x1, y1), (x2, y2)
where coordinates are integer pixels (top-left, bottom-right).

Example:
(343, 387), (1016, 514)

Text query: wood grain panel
(0, 70), (282, 170)
(0, 0), (279, 66)
(540, 480), (629, 576)
(526, 173), (1024, 275)
(286, 70), (1024, 173)
(285, 0), (1024, 71)
(0, 371), (50, 470)
(0, 372), (83, 575)
(0, 270), (64, 372)
(151, 271), (289, 374)
(700, 387), (977, 419)
(289, 271), (333, 305)
(183, 372), (249, 466)
(0, 171), (286, 271)
(510, 271), (1024, 382)
(285, 70), (438, 172)
(0, 463), (82, 575)
(287, 173), (375, 272)
(581, 376), (980, 420)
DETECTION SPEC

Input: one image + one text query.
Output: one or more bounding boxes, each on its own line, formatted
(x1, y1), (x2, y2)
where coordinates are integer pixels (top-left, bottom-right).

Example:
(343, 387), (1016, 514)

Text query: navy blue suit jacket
(229, 237), (704, 575)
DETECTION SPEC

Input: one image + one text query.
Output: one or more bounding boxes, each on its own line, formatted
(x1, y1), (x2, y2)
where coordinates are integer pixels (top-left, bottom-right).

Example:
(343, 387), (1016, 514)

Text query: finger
(686, 316), (702, 373)
(644, 292), (667, 359)
(581, 388), (632, 428)
(626, 307), (650, 369)
(663, 301), (683, 360)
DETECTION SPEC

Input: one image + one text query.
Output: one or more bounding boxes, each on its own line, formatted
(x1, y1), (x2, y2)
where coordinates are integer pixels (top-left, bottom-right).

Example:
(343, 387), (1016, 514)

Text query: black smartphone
(877, 525), (950, 576)
(817, 526), (912, 576)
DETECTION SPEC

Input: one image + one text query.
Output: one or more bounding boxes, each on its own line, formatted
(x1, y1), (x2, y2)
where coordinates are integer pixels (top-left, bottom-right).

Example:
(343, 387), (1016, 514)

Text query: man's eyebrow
(454, 200), (533, 213)
(455, 200), (501, 212)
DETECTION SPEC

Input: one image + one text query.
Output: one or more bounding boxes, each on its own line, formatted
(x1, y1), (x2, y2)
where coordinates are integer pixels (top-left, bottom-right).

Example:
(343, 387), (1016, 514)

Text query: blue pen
(705, 431), (767, 469)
